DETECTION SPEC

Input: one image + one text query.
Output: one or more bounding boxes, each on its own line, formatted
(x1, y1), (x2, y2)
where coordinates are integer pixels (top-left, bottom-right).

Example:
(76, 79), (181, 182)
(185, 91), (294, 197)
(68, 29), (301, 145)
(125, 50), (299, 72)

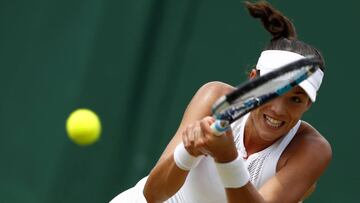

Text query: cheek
(288, 106), (307, 121)
(252, 107), (264, 118)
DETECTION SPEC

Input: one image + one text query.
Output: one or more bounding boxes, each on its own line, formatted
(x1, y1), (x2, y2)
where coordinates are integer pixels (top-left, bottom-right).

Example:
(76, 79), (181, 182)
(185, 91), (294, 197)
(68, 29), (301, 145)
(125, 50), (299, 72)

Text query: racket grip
(210, 120), (230, 136)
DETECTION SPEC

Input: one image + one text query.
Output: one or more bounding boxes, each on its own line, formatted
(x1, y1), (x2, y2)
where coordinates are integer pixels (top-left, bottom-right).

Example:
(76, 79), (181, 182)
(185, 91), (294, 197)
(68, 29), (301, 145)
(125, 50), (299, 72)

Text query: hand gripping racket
(210, 56), (322, 135)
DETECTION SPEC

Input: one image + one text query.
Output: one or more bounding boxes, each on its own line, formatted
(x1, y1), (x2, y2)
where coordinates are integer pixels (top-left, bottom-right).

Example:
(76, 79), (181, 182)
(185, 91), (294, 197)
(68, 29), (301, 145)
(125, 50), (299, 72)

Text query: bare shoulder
(181, 81), (235, 116)
(266, 121), (333, 202)
(184, 81), (235, 113)
(278, 121), (333, 171)
(158, 81), (234, 161)
(196, 81), (235, 97)
(294, 121), (332, 159)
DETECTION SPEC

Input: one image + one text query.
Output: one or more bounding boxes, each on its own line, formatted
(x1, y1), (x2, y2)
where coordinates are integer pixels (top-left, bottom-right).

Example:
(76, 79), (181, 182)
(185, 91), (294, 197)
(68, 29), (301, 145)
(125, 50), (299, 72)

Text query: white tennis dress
(110, 114), (301, 203)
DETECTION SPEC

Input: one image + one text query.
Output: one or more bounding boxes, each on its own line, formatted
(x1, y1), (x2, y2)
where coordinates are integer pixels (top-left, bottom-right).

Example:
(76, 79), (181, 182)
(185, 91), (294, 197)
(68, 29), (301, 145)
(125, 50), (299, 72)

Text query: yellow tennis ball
(66, 109), (101, 146)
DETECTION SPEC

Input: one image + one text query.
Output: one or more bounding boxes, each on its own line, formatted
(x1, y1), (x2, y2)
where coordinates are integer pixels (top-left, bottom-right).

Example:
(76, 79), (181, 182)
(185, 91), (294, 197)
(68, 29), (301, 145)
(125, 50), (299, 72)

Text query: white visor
(256, 50), (324, 102)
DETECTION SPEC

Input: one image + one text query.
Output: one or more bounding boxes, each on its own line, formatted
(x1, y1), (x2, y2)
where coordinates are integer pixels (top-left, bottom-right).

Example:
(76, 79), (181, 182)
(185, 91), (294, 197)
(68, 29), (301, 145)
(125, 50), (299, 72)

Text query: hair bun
(245, 1), (297, 40)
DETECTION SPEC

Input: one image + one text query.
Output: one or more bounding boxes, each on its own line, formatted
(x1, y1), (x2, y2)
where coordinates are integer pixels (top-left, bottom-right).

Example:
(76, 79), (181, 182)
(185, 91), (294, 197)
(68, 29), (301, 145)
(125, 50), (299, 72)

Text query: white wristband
(215, 155), (250, 188)
(173, 143), (201, 171)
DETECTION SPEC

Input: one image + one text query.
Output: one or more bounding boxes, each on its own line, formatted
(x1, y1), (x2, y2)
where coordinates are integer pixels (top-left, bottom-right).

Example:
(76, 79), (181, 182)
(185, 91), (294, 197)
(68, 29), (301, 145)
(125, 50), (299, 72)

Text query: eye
(291, 96), (302, 103)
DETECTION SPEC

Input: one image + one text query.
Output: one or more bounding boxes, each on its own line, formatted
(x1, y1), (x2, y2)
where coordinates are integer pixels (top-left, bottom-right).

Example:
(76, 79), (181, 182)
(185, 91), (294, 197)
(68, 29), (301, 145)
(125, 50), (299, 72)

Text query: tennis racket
(211, 56), (322, 135)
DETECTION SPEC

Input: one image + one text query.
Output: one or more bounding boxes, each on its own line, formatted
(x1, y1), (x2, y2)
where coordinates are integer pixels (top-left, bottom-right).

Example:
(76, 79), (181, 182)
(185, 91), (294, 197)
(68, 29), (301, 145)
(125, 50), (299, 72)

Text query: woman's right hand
(182, 116), (238, 163)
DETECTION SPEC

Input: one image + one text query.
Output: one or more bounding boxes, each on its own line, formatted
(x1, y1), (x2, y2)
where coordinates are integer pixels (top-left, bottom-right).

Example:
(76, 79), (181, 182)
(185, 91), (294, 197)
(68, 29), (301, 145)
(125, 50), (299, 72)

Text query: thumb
(200, 116), (216, 135)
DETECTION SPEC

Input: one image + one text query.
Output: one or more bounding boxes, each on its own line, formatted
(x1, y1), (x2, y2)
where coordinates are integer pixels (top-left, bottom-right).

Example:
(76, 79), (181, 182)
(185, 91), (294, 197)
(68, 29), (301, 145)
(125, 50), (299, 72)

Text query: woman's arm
(225, 127), (332, 203)
(189, 116), (331, 203)
(143, 81), (234, 203)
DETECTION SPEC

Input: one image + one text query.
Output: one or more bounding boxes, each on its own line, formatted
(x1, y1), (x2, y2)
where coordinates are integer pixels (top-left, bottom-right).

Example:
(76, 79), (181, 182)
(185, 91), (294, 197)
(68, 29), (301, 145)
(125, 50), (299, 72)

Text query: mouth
(263, 114), (285, 128)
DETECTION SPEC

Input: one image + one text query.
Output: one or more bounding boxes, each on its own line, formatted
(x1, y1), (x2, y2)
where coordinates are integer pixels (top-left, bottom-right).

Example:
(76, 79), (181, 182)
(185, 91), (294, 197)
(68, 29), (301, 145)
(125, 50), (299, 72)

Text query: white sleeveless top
(165, 114), (301, 203)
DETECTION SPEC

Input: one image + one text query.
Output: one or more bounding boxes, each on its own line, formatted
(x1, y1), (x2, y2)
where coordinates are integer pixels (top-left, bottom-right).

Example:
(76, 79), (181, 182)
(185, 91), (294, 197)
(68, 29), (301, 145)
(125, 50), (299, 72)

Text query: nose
(268, 97), (287, 117)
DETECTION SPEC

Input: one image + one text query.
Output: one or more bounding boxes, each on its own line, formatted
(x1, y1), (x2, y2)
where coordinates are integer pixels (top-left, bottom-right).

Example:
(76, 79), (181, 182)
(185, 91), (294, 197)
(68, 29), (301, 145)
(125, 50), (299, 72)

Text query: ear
(249, 69), (258, 79)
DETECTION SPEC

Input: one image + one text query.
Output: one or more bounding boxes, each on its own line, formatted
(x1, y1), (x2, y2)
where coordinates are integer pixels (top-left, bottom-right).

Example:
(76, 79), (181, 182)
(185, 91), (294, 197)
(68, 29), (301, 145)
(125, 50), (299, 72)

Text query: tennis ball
(66, 109), (101, 146)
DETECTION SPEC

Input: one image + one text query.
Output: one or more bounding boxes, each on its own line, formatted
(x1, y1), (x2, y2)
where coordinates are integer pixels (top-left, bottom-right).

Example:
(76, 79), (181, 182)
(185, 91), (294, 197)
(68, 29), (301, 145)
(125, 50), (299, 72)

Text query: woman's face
(248, 85), (312, 142)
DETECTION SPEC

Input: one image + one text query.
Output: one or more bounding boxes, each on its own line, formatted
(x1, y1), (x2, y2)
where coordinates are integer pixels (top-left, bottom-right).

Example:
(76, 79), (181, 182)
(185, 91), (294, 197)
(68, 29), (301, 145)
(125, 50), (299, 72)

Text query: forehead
(287, 86), (308, 96)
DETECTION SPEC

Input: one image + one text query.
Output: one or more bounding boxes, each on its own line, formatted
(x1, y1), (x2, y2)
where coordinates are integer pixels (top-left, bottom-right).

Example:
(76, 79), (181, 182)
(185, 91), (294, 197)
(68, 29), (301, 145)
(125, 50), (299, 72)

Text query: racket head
(212, 56), (322, 125)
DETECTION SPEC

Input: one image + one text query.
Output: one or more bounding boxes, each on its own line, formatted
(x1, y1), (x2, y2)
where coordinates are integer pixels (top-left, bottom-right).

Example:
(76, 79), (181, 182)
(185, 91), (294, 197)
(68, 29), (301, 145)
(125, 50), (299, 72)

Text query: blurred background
(0, 0), (358, 202)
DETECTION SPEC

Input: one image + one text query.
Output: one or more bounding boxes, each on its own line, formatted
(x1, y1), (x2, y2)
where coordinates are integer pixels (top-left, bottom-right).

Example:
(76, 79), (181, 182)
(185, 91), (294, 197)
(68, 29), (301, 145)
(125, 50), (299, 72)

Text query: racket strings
(234, 64), (315, 105)
(216, 64), (316, 122)
(212, 59), (320, 128)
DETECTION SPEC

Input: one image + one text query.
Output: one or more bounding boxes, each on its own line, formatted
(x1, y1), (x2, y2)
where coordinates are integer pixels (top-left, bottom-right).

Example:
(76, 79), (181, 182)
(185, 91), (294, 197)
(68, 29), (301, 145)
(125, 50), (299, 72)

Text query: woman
(111, 1), (332, 203)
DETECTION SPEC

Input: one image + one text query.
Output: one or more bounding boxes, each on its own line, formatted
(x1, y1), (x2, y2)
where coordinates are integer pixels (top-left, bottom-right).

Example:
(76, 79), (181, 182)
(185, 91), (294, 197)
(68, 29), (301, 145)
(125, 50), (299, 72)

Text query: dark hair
(245, 1), (325, 71)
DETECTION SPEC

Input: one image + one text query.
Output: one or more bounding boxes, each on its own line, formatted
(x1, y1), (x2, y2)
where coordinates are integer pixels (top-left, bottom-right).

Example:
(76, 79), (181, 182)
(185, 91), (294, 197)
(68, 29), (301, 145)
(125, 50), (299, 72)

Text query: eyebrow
(293, 91), (307, 95)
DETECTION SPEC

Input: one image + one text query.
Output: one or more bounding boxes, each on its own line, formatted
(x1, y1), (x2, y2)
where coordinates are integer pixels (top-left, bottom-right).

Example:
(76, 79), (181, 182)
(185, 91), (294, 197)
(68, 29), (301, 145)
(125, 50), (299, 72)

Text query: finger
(200, 118), (215, 135)
(193, 123), (202, 139)
(203, 116), (215, 125)
(182, 127), (197, 156)
(182, 129), (189, 147)
(184, 123), (205, 156)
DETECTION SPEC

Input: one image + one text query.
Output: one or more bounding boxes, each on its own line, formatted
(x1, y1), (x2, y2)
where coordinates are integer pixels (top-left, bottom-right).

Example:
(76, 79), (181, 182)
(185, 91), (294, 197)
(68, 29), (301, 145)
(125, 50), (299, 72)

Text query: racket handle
(210, 120), (230, 136)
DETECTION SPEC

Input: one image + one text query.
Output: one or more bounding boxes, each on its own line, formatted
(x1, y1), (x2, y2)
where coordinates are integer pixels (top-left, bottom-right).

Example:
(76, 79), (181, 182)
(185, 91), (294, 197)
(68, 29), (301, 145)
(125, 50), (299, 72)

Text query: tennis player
(110, 1), (332, 202)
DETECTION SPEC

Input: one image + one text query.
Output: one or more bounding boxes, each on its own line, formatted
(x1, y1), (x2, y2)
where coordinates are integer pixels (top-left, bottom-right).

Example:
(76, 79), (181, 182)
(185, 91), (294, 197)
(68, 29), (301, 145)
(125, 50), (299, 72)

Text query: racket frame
(211, 57), (322, 135)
